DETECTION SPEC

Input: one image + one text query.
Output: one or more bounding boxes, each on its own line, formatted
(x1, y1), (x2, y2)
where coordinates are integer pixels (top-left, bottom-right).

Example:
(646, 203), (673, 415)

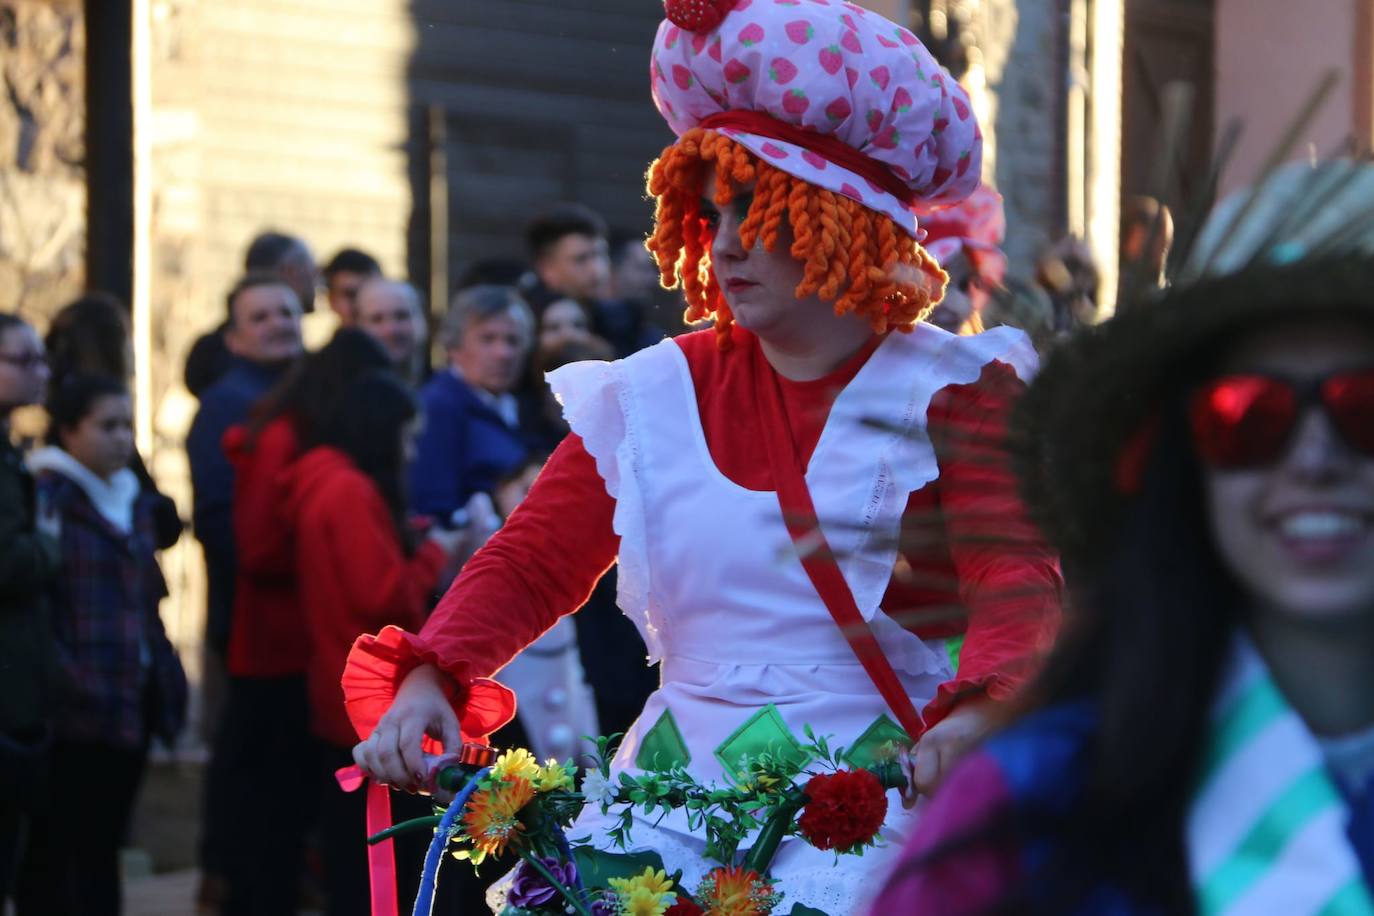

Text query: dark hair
(526, 203), (608, 263)
(494, 452), (550, 516)
(46, 371), (129, 444)
(308, 369), (418, 544)
(456, 258), (532, 292)
(225, 271), (294, 326)
(906, 400), (1238, 914)
(244, 231), (303, 271)
(322, 247), (382, 281)
(525, 336), (615, 447)
(46, 292), (132, 383)
(526, 286), (594, 325)
(249, 328), (392, 444)
(534, 334), (614, 375)
(607, 228), (645, 266)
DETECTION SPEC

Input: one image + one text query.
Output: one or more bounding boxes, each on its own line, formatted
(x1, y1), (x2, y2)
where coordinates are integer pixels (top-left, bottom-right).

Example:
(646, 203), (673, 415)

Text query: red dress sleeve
(916, 361), (1063, 727)
(341, 432), (620, 743)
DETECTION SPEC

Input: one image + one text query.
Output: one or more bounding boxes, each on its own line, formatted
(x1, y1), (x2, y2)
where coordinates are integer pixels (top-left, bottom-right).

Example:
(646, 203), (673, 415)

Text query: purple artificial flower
(590, 900), (617, 916)
(508, 856), (579, 910)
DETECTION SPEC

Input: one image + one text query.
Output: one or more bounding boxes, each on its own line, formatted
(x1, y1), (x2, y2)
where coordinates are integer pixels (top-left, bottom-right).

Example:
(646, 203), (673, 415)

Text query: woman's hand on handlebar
(352, 664), (461, 793)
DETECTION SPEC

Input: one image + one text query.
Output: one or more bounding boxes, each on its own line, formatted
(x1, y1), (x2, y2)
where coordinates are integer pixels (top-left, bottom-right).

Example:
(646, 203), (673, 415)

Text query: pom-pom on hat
(651, 0), (982, 238)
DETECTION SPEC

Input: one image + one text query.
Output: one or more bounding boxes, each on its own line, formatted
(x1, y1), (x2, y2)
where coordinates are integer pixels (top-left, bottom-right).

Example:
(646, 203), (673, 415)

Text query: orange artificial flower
(696, 866), (779, 916)
(463, 775), (536, 859)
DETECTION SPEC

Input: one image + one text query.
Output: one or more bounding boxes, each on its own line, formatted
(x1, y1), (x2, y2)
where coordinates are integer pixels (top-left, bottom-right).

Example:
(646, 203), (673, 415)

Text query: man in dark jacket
(0, 314), (59, 898)
(188, 274), (304, 656)
(409, 285), (531, 521)
(186, 275), (302, 913)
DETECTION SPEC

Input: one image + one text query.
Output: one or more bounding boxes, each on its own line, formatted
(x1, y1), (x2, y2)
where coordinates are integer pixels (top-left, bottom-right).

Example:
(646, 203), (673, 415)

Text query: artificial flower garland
(382, 731), (904, 916)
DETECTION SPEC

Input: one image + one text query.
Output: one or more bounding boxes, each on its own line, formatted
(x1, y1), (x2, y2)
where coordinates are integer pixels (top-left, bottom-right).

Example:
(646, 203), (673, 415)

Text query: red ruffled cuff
(341, 625), (517, 753)
(920, 672), (1019, 731)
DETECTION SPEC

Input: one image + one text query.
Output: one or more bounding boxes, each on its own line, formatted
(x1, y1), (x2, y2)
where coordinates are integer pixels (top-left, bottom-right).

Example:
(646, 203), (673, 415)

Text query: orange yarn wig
(646, 127), (949, 346)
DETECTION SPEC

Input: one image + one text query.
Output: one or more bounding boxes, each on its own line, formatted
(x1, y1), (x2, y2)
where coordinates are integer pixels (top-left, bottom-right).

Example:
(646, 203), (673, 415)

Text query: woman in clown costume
(349, 0), (1061, 910)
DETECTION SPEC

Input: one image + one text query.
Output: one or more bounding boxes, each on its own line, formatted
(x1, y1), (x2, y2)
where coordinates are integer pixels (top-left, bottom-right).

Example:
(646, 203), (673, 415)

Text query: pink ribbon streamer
(336, 765), (400, 916)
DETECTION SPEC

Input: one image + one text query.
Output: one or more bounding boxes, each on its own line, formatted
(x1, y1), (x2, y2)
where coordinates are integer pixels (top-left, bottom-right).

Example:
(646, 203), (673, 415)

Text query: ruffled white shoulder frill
(547, 326), (1038, 661)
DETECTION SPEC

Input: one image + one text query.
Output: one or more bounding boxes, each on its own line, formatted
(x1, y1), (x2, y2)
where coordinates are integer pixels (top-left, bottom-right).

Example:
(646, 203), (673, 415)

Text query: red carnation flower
(666, 896), (706, 916)
(797, 768), (888, 852)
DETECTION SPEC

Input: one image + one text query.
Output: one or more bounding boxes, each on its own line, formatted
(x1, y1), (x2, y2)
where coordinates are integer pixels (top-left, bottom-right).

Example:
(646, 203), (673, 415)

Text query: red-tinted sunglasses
(1189, 370), (1374, 469)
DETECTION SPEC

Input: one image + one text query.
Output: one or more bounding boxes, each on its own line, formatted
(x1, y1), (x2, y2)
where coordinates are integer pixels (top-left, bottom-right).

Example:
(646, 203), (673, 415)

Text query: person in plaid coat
(14, 372), (186, 916)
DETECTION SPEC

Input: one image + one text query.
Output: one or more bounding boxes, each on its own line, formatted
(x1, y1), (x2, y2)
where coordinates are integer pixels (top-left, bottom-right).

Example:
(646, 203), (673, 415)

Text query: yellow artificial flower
(738, 772), (779, 794)
(621, 887), (671, 916)
(490, 747), (541, 783)
(462, 775), (535, 860)
(609, 866), (675, 914)
(535, 758), (575, 793)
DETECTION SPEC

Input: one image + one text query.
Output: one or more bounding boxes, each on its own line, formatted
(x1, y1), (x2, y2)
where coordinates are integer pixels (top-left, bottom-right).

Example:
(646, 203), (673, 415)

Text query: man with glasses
(0, 314), (57, 902)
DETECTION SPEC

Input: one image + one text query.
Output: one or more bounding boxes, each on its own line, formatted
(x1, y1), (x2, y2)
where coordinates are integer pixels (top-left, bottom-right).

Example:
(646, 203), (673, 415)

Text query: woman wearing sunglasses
(872, 160), (1374, 914)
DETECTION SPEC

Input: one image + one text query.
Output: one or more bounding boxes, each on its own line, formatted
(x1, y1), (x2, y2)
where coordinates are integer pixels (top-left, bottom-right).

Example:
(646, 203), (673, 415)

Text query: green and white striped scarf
(1189, 636), (1374, 915)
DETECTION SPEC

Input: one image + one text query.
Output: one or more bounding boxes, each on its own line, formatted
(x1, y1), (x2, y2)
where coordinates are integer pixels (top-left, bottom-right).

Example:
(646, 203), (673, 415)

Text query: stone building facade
(0, 0), (85, 328)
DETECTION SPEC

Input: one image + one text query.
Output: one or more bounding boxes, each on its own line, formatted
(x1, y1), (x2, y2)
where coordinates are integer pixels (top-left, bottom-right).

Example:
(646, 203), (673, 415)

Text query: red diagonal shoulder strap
(752, 344), (926, 742)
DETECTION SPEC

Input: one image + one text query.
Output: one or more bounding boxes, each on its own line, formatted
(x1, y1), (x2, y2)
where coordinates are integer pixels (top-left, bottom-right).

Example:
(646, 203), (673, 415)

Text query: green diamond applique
(842, 714), (913, 770)
(634, 708), (692, 772)
(945, 633), (966, 674)
(713, 704), (809, 782)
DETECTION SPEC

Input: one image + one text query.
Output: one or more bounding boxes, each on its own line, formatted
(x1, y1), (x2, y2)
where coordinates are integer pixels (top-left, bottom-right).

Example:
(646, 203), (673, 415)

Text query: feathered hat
(1011, 158), (1374, 569)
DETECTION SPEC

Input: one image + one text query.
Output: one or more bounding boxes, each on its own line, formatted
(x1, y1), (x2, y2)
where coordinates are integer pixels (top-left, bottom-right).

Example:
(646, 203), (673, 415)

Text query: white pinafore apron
(495, 324), (1034, 914)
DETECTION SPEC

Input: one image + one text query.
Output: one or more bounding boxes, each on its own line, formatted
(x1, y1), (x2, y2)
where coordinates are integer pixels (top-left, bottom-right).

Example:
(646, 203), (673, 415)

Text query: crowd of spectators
(0, 198), (669, 914)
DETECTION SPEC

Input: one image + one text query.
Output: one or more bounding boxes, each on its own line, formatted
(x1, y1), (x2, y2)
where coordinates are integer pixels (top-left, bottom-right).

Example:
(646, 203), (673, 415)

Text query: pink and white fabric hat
(922, 183), (1008, 285)
(650, 0), (982, 240)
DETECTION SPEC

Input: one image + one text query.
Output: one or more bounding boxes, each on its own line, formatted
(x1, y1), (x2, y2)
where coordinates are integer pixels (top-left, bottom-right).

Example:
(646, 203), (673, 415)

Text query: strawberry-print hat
(922, 183), (1008, 285)
(651, 0), (982, 239)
